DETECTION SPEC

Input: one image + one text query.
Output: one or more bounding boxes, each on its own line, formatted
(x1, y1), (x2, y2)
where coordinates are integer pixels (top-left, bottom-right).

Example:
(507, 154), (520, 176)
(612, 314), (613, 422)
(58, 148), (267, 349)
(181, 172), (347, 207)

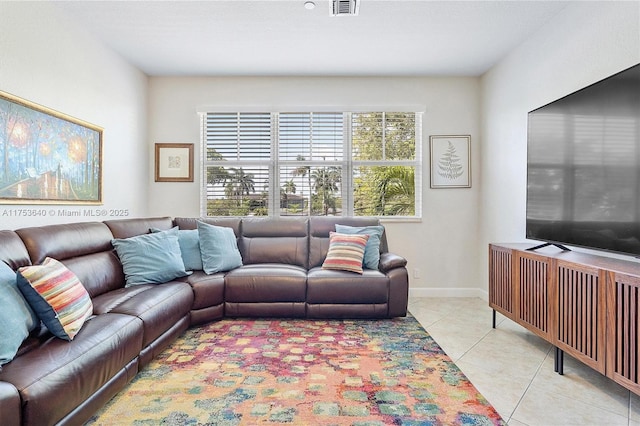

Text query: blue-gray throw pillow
(0, 261), (39, 367)
(335, 224), (384, 270)
(151, 227), (203, 271)
(197, 221), (242, 274)
(111, 229), (189, 286)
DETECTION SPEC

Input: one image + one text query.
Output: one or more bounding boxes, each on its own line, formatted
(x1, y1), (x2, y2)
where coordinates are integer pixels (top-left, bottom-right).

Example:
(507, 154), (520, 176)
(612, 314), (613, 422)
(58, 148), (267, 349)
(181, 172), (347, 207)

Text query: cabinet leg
(554, 347), (564, 375)
(492, 309), (496, 328)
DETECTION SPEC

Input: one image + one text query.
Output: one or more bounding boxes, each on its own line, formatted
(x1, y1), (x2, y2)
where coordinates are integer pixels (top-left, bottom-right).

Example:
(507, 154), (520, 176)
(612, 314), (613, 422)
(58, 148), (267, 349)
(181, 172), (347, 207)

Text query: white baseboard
(409, 287), (488, 301)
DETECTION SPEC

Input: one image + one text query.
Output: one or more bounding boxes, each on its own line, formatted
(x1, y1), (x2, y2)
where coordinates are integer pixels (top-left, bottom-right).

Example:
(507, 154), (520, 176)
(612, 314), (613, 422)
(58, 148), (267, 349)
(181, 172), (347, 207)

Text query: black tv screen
(526, 63), (640, 257)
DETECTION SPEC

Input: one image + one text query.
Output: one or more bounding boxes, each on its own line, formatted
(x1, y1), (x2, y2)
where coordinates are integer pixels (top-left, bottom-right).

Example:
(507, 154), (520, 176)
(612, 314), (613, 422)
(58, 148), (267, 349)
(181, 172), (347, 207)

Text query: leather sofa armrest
(378, 252), (407, 272)
(0, 381), (21, 426)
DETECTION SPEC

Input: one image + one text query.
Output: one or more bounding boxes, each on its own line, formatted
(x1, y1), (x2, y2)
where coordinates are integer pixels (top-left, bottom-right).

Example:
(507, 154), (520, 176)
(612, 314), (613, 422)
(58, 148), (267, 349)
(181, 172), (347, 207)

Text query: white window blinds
(201, 110), (422, 219)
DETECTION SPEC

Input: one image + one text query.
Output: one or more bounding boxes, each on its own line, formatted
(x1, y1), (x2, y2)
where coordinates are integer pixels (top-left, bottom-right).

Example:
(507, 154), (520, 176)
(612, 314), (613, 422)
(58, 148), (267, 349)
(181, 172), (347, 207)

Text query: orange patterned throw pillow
(17, 257), (93, 341)
(322, 232), (370, 274)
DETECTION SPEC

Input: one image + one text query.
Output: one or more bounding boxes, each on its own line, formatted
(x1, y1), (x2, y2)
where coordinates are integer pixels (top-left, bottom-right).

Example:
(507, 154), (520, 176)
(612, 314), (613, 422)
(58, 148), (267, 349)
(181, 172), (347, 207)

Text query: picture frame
(0, 90), (103, 204)
(155, 143), (194, 182)
(430, 135), (471, 188)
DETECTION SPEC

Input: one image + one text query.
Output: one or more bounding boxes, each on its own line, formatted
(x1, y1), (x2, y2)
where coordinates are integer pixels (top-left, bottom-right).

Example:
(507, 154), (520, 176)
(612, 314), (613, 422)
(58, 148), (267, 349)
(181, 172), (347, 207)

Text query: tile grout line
(464, 309), (551, 425)
(445, 313), (516, 423)
(410, 299), (639, 425)
(505, 344), (555, 425)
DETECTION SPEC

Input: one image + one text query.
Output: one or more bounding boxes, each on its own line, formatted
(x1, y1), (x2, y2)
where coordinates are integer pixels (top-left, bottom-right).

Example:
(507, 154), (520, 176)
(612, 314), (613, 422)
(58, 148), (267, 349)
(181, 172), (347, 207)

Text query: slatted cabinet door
(489, 244), (514, 321)
(555, 260), (606, 374)
(489, 243), (640, 396)
(514, 250), (554, 341)
(606, 272), (640, 395)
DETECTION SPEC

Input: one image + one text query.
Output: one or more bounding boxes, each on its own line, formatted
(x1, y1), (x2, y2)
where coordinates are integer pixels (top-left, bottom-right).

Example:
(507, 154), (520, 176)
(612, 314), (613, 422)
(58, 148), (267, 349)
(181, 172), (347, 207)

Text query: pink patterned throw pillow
(17, 257), (93, 341)
(322, 232), (370, 274)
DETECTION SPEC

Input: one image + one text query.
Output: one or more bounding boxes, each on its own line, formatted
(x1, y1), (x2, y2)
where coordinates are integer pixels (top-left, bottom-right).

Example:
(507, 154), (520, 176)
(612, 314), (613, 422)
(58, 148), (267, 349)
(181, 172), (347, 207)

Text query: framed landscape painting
(0, 91), (103, 204)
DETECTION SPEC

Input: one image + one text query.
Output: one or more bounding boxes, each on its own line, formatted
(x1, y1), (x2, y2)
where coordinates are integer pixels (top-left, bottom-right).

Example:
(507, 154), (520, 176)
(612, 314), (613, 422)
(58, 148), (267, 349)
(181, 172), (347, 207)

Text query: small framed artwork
(430, 135), (471, 188)
(155, 143), (194, 182)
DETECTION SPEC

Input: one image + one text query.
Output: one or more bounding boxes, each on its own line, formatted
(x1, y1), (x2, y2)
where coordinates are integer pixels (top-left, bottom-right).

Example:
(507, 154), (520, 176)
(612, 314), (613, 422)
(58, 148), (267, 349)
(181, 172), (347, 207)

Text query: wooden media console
(489, 243), (640, 395)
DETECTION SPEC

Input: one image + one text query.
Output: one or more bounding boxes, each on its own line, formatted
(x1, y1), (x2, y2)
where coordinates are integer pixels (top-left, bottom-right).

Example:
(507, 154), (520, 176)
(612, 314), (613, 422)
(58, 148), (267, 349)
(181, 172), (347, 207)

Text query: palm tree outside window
(201, 111), (421, 218)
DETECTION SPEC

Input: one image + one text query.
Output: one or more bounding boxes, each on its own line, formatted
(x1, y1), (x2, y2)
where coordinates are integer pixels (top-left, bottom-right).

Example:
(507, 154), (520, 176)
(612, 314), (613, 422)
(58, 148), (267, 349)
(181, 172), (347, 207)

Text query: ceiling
(54, 0), (571, 77)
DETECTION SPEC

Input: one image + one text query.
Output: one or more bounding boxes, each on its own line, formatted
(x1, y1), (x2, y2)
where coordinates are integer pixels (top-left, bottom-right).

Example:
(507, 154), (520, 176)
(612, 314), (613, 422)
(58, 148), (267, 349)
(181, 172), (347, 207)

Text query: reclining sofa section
(0, 216), (408, 426)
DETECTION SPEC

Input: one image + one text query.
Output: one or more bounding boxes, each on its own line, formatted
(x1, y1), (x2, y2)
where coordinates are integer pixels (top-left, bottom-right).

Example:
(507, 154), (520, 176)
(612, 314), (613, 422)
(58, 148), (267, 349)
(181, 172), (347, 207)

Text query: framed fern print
(429, 135), (471, 188)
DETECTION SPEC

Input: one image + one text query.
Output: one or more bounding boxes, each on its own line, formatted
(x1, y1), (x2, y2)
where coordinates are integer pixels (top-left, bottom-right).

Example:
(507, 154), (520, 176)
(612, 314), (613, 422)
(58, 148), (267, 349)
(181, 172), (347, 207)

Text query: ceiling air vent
(331, 0), (359, 16)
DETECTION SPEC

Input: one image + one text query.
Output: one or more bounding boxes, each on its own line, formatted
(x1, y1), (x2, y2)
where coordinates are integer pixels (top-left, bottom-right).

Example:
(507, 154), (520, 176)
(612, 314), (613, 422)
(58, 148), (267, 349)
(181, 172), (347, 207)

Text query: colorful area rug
(87, 315), (504, 425)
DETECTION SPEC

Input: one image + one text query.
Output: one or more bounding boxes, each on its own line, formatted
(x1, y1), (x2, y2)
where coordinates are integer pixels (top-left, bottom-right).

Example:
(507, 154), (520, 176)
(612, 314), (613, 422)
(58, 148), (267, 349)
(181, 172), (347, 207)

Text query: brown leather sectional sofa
(0, 216), (408, 426)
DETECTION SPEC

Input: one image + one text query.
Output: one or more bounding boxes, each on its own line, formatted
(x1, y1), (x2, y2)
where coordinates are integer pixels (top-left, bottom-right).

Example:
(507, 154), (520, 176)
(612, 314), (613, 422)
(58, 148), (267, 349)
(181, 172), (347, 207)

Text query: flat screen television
(526, 63), (640, 257)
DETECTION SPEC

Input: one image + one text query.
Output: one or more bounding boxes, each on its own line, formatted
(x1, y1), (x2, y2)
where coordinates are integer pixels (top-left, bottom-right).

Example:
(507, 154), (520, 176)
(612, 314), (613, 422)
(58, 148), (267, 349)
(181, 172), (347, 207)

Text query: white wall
(480, 2), (640, 286)
(0, 2), (149, 229)
(148, 76), (482, 294)
(8, 1), (634, 297)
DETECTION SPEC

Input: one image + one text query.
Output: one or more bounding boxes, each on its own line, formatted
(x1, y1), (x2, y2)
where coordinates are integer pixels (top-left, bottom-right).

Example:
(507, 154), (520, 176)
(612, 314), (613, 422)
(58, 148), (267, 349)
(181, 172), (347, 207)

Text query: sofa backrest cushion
(0, 230), (32, 269)
(308, 217), (387, 269)
(63, 251), (126, 298)
(239, 218), (309, 268)
(16, 222), (113, 265)
(104, 217), (173, 239)
(15, 222), (125, 298)
(174, 217), (241, 236)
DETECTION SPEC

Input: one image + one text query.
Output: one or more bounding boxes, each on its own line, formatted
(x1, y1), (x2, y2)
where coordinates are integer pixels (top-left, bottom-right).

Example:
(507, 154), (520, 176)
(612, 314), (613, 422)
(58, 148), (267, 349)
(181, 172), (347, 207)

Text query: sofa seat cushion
(92, 285), (155, 314)
(225, 264), (307, 303)
(181, 271), (225, 310)
(306, 267), (389, 304)
(306, 303), (389, 319)
(0, 381), (20, 426)
(92, 282), (193, 347)
(0, 313), (143, 426)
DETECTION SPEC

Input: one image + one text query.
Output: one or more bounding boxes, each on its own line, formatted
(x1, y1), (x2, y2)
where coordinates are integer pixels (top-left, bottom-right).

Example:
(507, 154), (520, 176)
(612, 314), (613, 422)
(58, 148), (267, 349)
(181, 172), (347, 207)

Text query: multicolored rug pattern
(87, 315), (504, 425)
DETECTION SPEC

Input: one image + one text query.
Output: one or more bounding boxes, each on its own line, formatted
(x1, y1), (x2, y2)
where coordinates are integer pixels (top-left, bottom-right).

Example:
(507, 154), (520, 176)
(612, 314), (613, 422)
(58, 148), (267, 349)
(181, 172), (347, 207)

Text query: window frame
(200, 110), (422, 220)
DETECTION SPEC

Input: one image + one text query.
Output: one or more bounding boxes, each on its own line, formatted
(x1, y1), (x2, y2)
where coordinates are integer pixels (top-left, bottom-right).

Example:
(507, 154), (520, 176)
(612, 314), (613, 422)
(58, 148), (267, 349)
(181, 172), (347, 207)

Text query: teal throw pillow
(0, 261), (39, 367)
(335, 224), (384, 270)
(151, 227), (203, 271)
(112, 229), (189, 286)
(197, 221), (242, 274)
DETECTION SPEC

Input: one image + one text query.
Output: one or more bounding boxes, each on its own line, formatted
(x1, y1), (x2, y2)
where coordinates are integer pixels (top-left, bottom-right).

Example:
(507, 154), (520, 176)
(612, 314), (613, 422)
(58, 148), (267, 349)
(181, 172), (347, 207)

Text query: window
(201, 110), (422, 218)
(351, 112), (418, 216)
(202, 113), (271, 216)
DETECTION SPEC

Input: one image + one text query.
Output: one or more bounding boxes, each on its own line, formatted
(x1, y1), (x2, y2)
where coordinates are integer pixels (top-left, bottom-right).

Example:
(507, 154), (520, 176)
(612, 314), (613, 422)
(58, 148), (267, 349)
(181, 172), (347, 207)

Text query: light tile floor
(408, 297), (640, 426)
